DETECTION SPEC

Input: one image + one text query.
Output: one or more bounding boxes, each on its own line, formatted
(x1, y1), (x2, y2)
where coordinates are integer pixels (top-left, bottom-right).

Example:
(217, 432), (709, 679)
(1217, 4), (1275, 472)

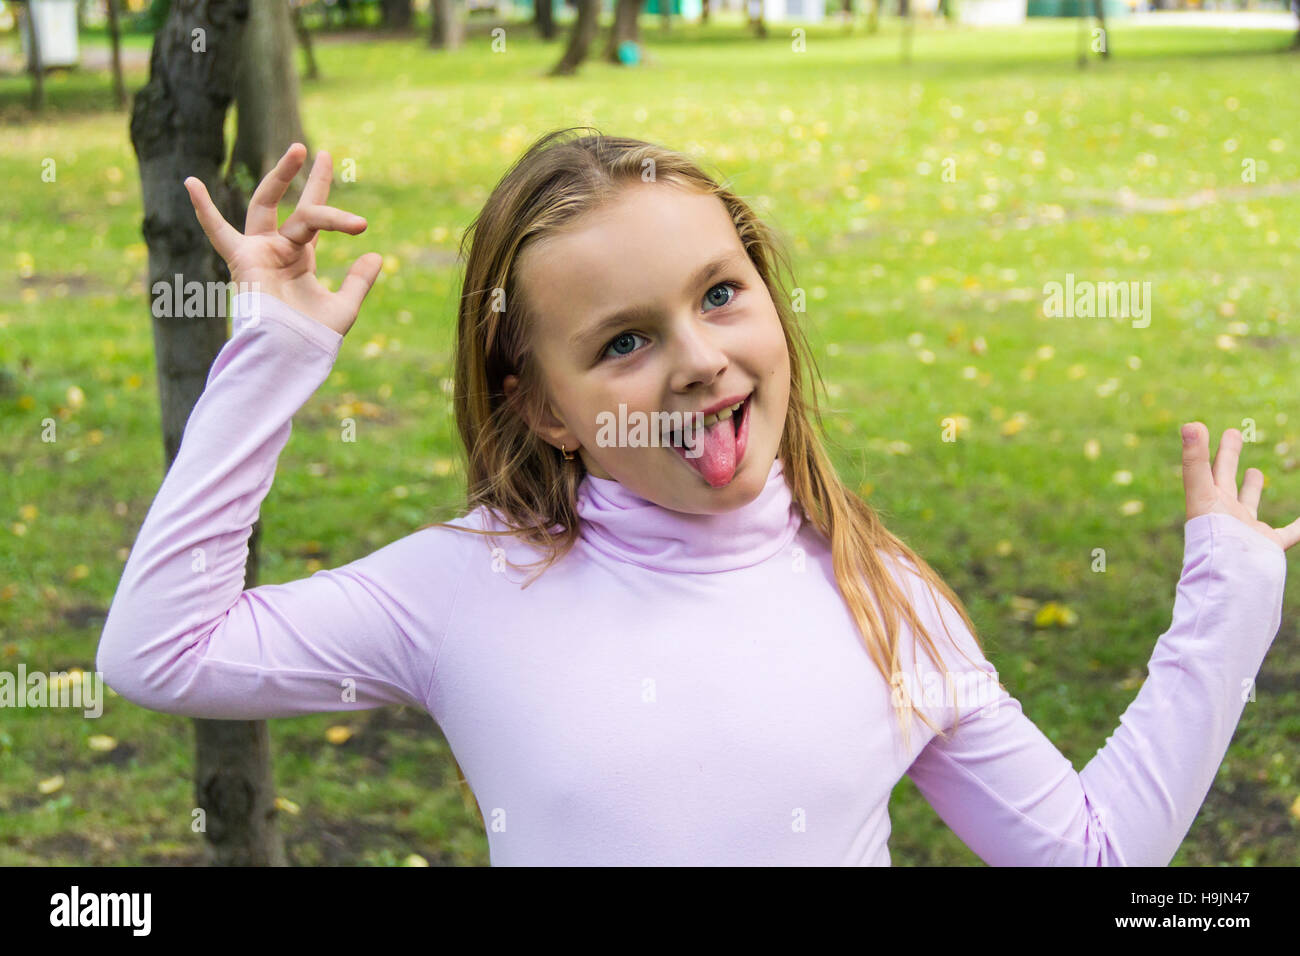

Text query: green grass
(2, 16), (1298, 865)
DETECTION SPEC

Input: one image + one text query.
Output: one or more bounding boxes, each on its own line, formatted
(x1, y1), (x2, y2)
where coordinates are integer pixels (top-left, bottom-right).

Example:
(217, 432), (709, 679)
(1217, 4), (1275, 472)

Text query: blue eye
(603, 331), (648, 360)
(702, 281), (740, 312)
(600, 281), (743, 361)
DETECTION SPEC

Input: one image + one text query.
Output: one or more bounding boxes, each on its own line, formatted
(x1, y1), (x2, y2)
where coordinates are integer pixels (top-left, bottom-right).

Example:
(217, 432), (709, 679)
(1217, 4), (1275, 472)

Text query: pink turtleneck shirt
(97, 291), (1289, 866)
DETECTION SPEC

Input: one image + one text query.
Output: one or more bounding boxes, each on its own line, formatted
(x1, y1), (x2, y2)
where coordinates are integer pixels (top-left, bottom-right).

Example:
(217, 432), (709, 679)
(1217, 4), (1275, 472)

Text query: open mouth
(661, 392), (751, 449)
(663, 391), (753, 488)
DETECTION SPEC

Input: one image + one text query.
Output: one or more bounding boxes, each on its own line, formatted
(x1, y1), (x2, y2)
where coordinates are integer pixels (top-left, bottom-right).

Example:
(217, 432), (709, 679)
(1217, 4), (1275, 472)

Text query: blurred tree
(232, 0), (312, 192)
(107, 0), (127, 108)
(605, 0), (644, 63)
(535, 0), (556, 38)
(292, 0), (320, 78)
(382, 0), (413, 27)
(430, 0), (464, 48)
(129, 0), (288, 867)
(552, 0), (600, 73)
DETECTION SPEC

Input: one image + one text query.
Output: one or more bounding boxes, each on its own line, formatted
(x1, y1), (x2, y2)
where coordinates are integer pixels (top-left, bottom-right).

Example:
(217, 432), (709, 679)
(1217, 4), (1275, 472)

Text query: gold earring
(561, 443), (576, 461)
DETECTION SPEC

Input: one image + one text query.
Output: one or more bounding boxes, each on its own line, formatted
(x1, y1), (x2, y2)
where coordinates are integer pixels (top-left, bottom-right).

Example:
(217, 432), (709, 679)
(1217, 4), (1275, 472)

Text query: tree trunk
(659, 0), (669, 29)
(552, 0), (601, 74)
(700, 0), (709, 24)
(128, 0), (288, 868)
(107, 0), (127, 109)
(535, 0), (557, 39)
(900, 0), (912, 63)
(605, 0), (643, 63)
(747, 0), (766, 37)
(231, 0), (311, 200)
(382, 0), (413, 28)
(1093, 0), (1109, 58)
(430, 0), (465, 49)
(292, 0), (320, 79)
(25, 1), (45, 112)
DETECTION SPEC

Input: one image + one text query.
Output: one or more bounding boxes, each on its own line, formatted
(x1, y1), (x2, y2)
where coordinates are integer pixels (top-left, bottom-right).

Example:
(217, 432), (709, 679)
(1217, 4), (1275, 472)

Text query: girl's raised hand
(183, 143), (382, 337)
(1181, 422), (1300, 551)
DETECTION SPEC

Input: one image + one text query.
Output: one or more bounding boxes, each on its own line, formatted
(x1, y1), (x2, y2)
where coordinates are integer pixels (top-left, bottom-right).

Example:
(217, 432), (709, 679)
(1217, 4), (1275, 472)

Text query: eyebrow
(568, 252), (746, 353)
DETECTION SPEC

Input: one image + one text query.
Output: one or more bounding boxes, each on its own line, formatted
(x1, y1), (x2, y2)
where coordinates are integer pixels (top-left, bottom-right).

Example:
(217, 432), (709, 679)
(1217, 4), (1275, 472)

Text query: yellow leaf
(38, 775), (65, 794)
(403, 854), (430, 867)
(1290, 794), (1300, 820)
(275, 796), (301, 815)
(87, 735), (117, 752)
(325, 725), (353, 745)
(1034, 601), (1078, 628)
(19, 504), (37, 521)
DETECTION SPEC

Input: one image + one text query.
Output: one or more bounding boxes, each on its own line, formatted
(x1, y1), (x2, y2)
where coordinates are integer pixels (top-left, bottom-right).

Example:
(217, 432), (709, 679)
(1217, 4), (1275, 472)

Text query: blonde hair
(421, 127), (1000, 825)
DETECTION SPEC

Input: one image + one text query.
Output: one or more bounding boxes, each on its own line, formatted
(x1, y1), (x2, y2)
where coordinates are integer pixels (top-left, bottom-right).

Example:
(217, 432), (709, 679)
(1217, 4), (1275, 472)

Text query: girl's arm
(901, 514), (1285, 865)
(95, 291), (469, 719)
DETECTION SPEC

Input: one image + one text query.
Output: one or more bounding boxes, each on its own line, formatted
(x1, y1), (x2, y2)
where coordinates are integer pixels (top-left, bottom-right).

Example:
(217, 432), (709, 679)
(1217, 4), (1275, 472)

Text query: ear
(503, 374), (579, 453)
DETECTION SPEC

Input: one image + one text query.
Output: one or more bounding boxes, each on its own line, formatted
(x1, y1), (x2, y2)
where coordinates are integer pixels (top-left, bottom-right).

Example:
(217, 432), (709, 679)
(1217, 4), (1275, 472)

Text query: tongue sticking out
(677, 412), (737, 488)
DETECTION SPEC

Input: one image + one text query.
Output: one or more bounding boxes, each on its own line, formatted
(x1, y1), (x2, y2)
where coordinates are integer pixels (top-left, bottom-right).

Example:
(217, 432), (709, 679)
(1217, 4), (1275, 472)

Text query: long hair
(420, 127), (999, 824)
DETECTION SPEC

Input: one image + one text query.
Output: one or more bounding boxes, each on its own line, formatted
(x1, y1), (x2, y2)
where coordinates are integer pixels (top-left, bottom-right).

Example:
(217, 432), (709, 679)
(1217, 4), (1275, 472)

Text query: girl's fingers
(245, 143), (307, 236)
(183, 177), (242, 261)
(1181, 422), (1215, 518)
(280, 205), (367, 246)
(1273, 516), (1300, 552)
(337, 253), (384, 318)
(298, 150), (333, 211)
(1240, 466), (1264, 518)
(1211, 427), (1242, 499)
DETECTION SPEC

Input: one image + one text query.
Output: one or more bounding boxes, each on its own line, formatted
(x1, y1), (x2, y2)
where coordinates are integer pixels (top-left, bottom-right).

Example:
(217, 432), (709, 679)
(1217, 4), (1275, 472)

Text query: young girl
(98, 130), (1295, 866)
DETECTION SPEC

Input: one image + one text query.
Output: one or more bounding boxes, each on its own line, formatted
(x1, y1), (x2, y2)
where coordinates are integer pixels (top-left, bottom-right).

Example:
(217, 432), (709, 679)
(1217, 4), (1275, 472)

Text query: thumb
(337, 253), (383, 325)
(1181, 421), (1215, 520)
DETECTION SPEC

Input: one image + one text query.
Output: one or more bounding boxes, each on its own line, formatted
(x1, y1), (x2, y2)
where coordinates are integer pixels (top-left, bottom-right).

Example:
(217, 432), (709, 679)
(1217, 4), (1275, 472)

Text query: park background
(1, 0), (1298, 865)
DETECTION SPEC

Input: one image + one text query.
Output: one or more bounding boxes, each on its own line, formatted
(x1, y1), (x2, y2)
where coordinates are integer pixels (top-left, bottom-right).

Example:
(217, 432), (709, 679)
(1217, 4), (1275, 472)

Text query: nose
(666, 314), (729, 392)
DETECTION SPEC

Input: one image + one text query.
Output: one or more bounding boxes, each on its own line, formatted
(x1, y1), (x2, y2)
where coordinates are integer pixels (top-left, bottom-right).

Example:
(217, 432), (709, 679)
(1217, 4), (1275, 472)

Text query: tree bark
(107, 0), (128, 109)
(128, 0), (288, 868)
(232, 0), (311, 198)
(292, 0), (320, 79)
(1093, 0), (1109, 59)
(552, 0), (600, 74)
(534, 0), (556, 39)
(25, 1), (45, 112)
(604, 0), (643, 63)
(382, 0), (413, 28)
(700, 0), (709, 24)
(430, 0), (465, 49)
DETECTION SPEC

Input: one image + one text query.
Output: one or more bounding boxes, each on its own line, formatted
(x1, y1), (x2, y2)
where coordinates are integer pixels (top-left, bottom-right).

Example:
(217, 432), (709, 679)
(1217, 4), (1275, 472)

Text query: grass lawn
(1, 16), (1297, 865)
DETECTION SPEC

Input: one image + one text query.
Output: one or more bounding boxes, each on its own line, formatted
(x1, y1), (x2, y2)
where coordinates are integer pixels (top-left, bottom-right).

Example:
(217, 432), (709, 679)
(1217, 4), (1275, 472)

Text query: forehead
(517, 183), (742, 334)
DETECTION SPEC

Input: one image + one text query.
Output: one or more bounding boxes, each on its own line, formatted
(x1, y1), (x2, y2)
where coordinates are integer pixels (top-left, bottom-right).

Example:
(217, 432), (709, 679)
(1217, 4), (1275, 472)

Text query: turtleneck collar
(574, 458), (803, 573)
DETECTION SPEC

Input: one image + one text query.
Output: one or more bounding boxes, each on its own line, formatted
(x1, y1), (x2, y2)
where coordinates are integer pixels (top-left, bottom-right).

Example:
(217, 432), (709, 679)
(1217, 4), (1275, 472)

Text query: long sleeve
(96, 291), (468, 720)
(902, 512), (1287, 866)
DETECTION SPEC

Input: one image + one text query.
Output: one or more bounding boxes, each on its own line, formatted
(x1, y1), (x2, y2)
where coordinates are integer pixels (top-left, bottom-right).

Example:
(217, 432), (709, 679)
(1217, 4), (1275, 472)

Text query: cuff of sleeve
(231, 291), (344, 357)
(1185, 511), (1285, 557)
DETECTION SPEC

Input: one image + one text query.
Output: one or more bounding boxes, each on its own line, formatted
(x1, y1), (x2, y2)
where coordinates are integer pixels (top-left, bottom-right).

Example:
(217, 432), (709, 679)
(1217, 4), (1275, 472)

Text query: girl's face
(505, 181), (791, 515)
